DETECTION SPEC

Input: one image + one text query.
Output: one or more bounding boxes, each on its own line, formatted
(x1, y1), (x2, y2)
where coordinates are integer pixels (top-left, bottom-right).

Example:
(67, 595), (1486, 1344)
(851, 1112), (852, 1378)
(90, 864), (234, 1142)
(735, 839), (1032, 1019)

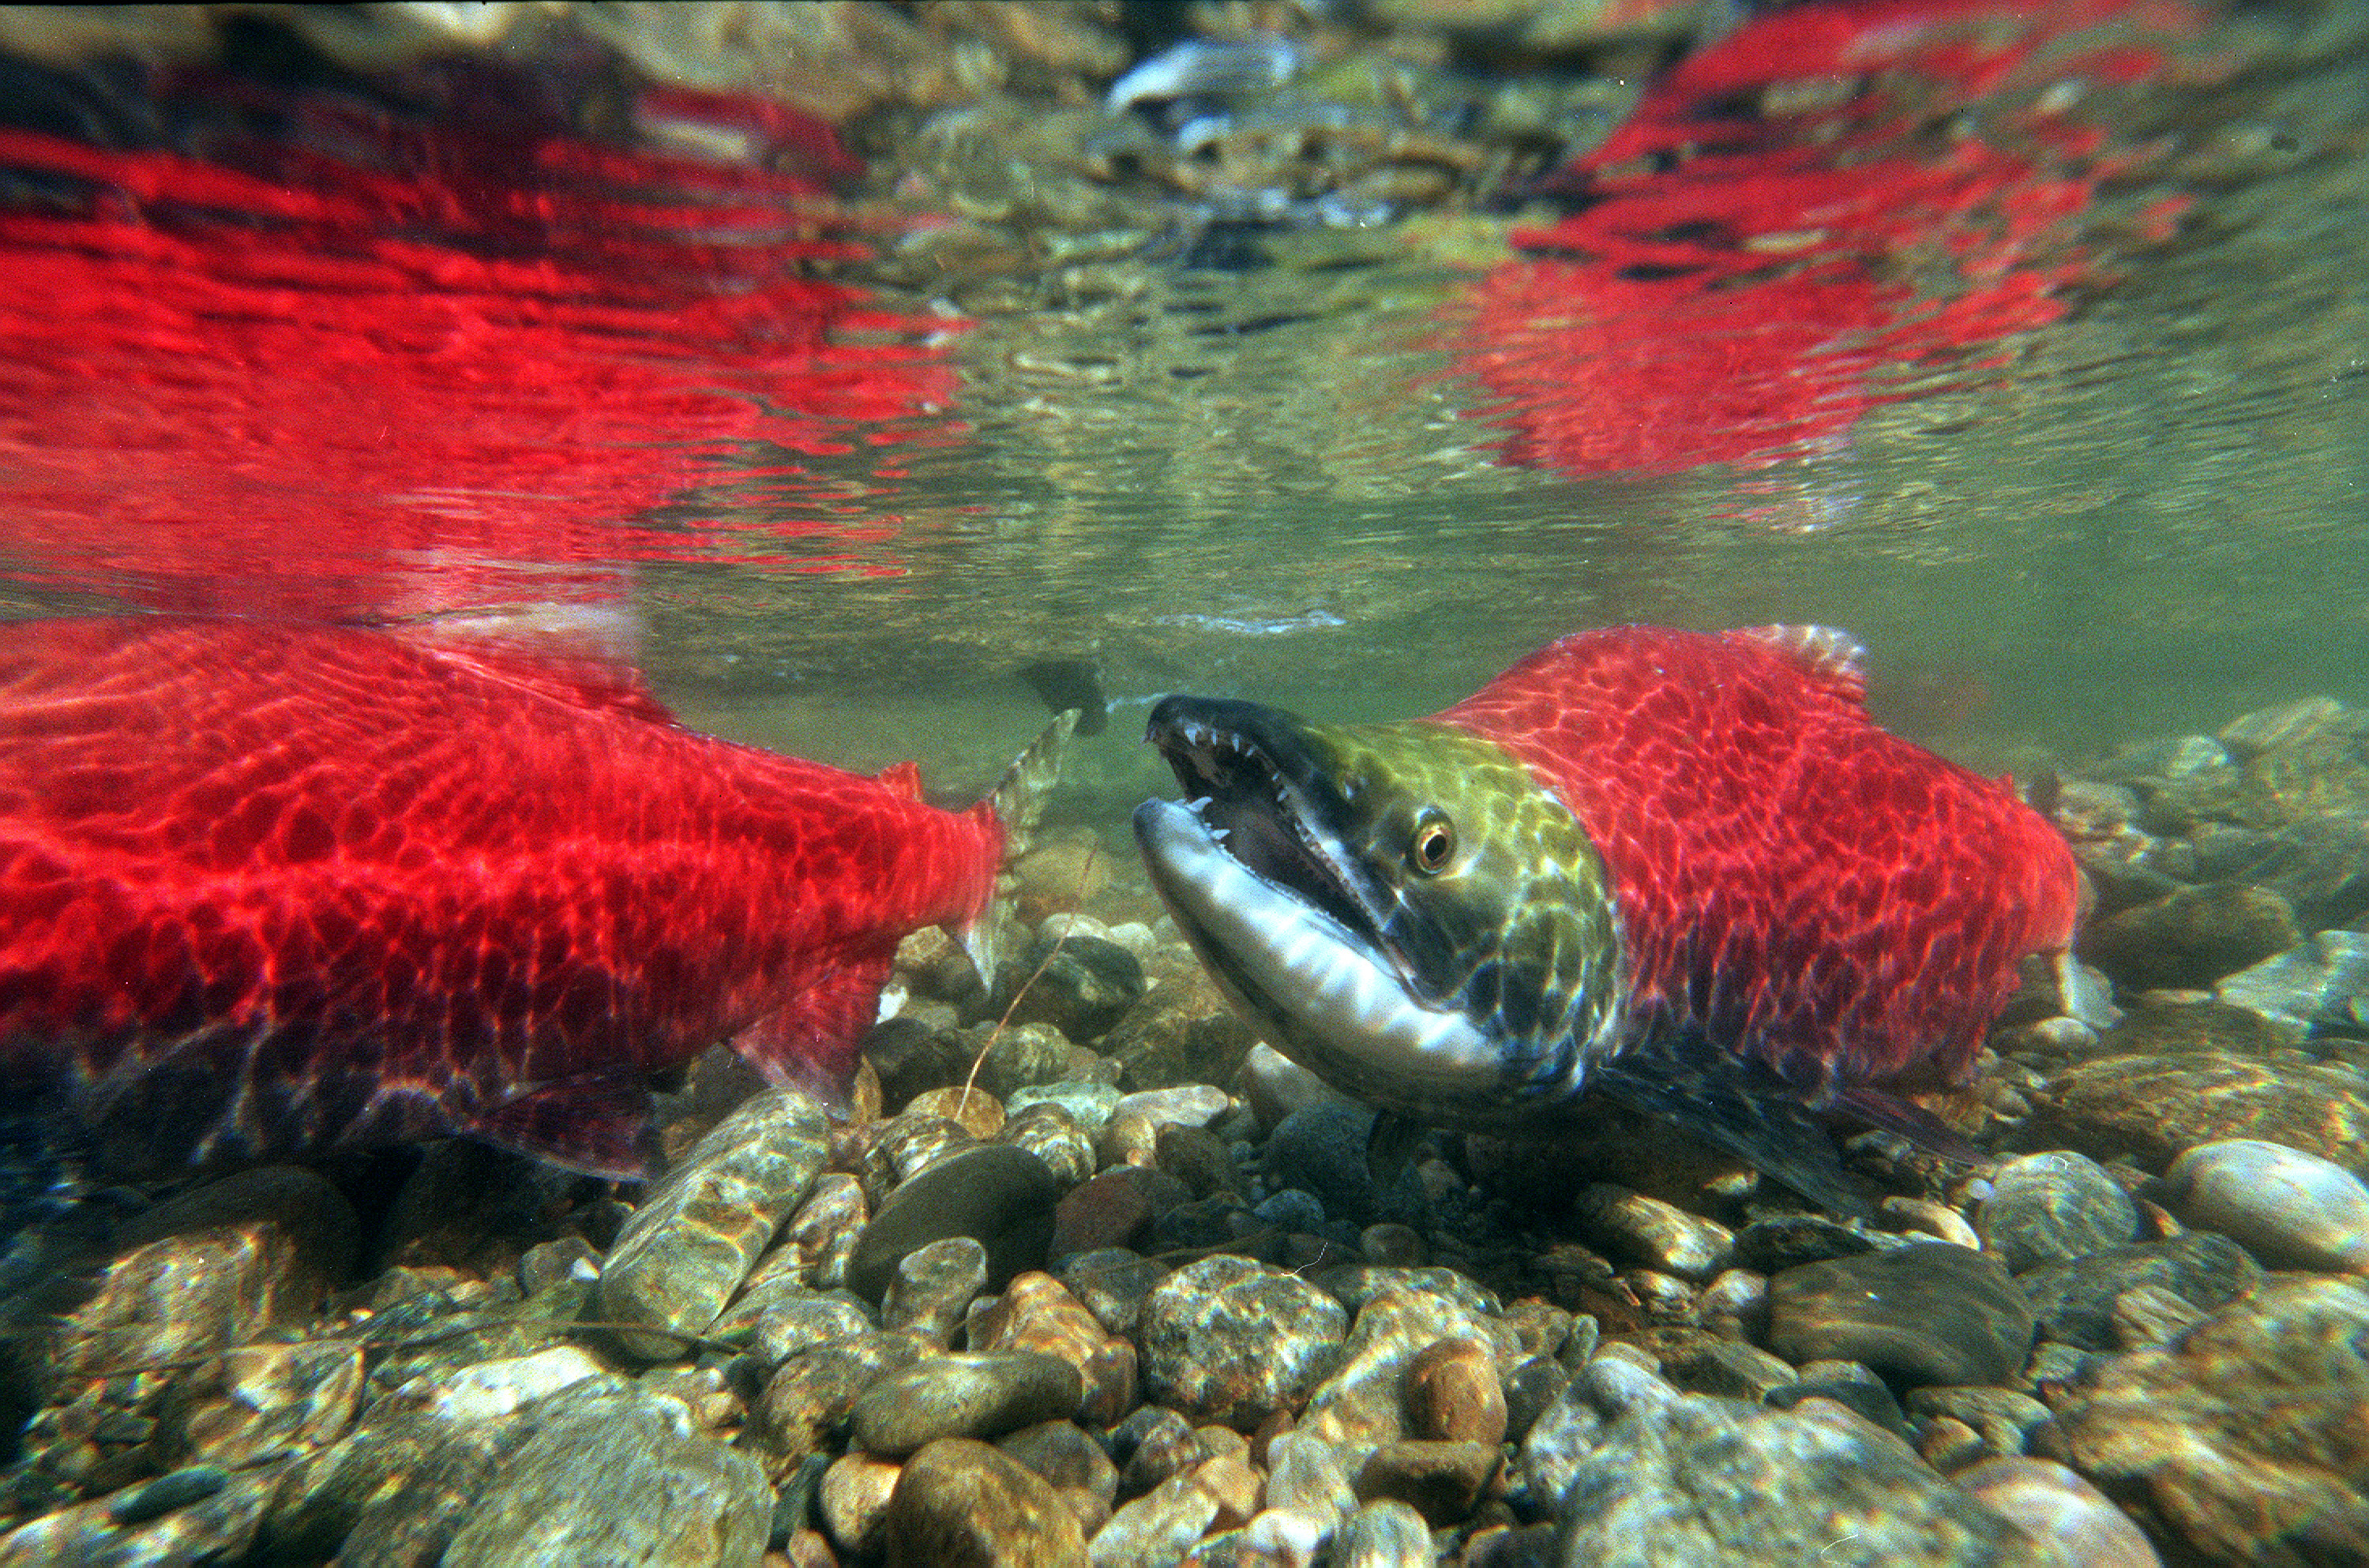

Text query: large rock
(2046, 1277), (2369, 1565)
(1549, 1396), (2044, 1565)
(1766, 1245), (2035, 1389)
(2022, 1054), (2369, 1180)
(1136, 1255), (1347, 1430)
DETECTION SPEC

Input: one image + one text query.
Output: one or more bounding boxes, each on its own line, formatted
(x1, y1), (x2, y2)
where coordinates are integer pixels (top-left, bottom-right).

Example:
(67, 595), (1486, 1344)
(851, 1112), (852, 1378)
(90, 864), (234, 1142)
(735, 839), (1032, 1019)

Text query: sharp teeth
(1211, 827), (1230, 842)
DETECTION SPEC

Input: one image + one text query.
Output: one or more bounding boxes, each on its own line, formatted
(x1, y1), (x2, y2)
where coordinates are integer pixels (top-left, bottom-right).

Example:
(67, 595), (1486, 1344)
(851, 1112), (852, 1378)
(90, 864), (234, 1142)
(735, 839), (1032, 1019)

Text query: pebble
(1881, 1196), (1983, 1251)
(1551, 1395), (2037, 1564)
(1331, 1499), (1435, 1567)
(1008, 1080), (1127, 1137)
(596, 1088), (830, 1358)
(168, 1337), (365, 1467)
(958, 1020), (1078, 1102)
(1240, 1041), (1353, 1133)
(1051, 1247), (1169, 1338)
(2108, 1282), (2207, 1349)
(905, 1086), (1007, 1139)
(848, 1351), (1084, 1457)
(1262, 1101), (1387, 1226)
(758, 1332), (930, 1465)
(2047, 1276), (2369, 1564)
(845, 1142), (1062, 1300)
(2216, 928), (2369, 1034)
(1263, 1429), (1357, 1526)
(753, 1292), (875, 1367)
(997, 932), (1147, 1043)
(1954, 1457), (2162, 1568)
(1100, 984), (1259, 1097)
(880, 1236), (989, 1345)
(880, 1437), (1087, 1568)
(1049, 1165), (1191, 1259)
(1730, 1214), (1877, 1274)
(1136, 1255), (1350, 1431)
(2015, 1232), (2260, 1352)
(1299, 1289), (1522, 1452)
(1117, 1083), (1234, 1132)
(1699, 1268), (1770, 1340)
(1903, 1386), (2053, 1465)
(1352, 1439), (1500, 1525)
(438, 1382), (772, 1567)
(1088, 1471), (1219, 1566)
(1657, 1338), (1796, 1401)
(819, 1450), (903, 1559)
(1112, 1405), (1207, 1496)
(1001, 1102), (1099, 1187)
(1501, 1357), (1572, 1446)
(1571, 1184), (1734, 1280)
(778, 1172), (868, 1292)
(1766, 1244), (2036, 1388)
(1978, 1152), (2141, 1273)
(2157, 1136), (2369, 1271)
(969, 1270), (1140, 1426)
(1406, 1339), (1508, 1446)
(997, 1419), (1119, 1535)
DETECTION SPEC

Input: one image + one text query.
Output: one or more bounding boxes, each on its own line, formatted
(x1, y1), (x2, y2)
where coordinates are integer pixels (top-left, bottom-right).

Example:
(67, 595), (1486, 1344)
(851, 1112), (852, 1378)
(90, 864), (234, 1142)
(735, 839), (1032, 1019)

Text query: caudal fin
(959, 708), (1079, 983)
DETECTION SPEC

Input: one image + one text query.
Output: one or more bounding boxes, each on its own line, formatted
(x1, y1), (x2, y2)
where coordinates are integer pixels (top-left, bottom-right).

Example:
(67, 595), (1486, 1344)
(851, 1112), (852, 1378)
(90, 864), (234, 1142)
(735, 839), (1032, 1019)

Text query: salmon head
(1132, 696), (1625, 1131)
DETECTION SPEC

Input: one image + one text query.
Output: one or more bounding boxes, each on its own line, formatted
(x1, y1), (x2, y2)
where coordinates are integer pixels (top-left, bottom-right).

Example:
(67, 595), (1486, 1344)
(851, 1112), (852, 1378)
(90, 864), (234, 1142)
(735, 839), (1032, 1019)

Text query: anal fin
(470, 1074), (661, 1180)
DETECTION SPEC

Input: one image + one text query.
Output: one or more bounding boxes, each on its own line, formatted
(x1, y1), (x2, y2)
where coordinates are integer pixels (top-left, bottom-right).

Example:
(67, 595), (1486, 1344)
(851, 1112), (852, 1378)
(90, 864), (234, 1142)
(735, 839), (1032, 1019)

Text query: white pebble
(2160, 1138), (2369, 1272)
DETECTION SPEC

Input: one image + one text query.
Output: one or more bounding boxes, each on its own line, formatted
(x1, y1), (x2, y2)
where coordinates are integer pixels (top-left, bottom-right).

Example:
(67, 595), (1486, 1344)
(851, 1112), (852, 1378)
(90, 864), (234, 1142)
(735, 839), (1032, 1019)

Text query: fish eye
(1410, 812), (1456, 875)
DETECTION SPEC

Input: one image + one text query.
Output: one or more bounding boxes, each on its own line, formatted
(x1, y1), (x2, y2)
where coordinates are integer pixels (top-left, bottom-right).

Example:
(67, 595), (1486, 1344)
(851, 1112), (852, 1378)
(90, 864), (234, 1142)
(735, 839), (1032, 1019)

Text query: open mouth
(1143, 696), (1387, 951)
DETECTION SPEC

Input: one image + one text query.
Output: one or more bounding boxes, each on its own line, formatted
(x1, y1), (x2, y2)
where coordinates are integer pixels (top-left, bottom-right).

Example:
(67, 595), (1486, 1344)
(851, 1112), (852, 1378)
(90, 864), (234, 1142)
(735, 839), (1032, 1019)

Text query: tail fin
(959, 708), (1079, 984)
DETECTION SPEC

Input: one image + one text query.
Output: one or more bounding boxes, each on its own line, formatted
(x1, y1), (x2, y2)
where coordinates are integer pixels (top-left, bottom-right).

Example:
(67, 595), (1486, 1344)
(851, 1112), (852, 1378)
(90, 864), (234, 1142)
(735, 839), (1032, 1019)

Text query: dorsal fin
(875, 760), (924, 801)
(389, 605), (679, 724)
(1729, 624), (1868, 704)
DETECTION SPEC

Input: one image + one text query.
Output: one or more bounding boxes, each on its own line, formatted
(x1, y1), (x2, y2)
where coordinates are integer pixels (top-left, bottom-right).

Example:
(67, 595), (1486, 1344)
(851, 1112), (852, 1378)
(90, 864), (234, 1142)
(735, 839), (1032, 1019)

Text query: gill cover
(1134, 696), (1624, 1127)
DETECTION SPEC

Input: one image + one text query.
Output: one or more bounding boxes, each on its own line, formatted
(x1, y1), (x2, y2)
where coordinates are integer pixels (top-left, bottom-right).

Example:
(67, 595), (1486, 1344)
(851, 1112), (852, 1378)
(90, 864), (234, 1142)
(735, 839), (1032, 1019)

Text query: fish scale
(1438, 626), (2079, 1093)
(0, 615), (1065, 1178)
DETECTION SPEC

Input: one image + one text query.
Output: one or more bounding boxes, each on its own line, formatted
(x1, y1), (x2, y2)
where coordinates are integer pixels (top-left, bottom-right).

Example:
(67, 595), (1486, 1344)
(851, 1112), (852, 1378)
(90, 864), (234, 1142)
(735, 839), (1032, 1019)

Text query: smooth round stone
(957, 1020), (1079, 1102)
(849, 1351), (1084, 1457)
(1087, 1471), (1219, 1566)
(759, 1332), (930, 1465)
(1657, 1339), (1796, 1402)
(1571, 1185), (1735, 1281)
(1264, 1431), (1357, 1525)
(1111, 1405), (1207, 1497)
(2016, 1232), (2261, 1352)
(904, 1086), (1005, 1140)
(2158, 1138), (2369, 1272)
(2080, 881), (2300, 992)
(399, 1345), (603, 1424)
(880, 1438), (1086, 1568)
(1332, 1499), (1434, 1567)
(1007, 1081), (1126, 1137)
(1955, 1457), (2162, 1567)
(846, 1143), (1061, 1300)
(999, 1103), (1097, 1187)
(1552, 1396), (2035, 1563)
(1880, 1196), (1982, 1251)
(1049, 1165), (1191, 1259)
(968, 1270), (1139, 1427)
(1262, 1101), (1383, 1225)
(1312, 1266), (1501, 1320)
(1299, 1287), (1523, 1450)
(1241, 1041), (1353, 1133)
(1731, 1215), (1877, 1274)
(1766, 1244), (2035, 1389)
(1352, 1439), (1501, 1525)
(1406, 1340), (1508, 1446)
(996, 1418), (1118, 1529)
(1049, 1247), (1169, 1338)
(1978, 1152), (2140, 1274)
(2027, 1052), (2369, 1177)
(2217, 928), (2369, 1033)
(880, 1236), (989, 1346)
(1137, 1255), (1349, 1431)
(1904, 1387), (2053, 1465)
(819, 1451), (903, 1560)
(1699, 1269), (1770, 1340)
(1503, 1358), (1573, 1446)
(1116, 1083), (1233, 1132)
(1517, 1379), (1609, 1514)
(778, 1172), (867, 1291)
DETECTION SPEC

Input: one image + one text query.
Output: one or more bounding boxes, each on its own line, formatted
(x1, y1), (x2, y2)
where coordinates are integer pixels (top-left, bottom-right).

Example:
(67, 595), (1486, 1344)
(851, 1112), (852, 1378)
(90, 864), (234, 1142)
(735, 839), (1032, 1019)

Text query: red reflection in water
(0, 77), (955, 617)
(1457, 0), (2206, 478)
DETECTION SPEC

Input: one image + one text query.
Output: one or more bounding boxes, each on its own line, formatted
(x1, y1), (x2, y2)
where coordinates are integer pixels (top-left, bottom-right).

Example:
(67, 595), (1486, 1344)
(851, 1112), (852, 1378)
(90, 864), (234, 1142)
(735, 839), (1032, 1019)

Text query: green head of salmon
(1132, 696), (1626, 1131)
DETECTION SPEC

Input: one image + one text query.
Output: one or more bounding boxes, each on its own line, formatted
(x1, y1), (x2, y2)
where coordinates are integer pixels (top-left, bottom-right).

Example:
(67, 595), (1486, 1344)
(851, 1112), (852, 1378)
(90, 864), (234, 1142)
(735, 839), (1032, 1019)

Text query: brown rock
(2079, 883), (2301, 992)
(881, 1437), (1087, 1568)
(820, 1450), (903, 1559)
(1353, 1439), (1503, 1525)
(1406, 1340), (1507, 1447)
(2025, 1054), (2369, 1179)
(968, 1271), (1139, 1426)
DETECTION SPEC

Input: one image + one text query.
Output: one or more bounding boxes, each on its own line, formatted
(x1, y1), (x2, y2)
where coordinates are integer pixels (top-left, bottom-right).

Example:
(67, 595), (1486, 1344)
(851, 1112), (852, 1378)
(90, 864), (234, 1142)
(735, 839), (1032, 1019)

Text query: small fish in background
(1134, 624), (2081, 1216)
(0, 614), (1072, 1181)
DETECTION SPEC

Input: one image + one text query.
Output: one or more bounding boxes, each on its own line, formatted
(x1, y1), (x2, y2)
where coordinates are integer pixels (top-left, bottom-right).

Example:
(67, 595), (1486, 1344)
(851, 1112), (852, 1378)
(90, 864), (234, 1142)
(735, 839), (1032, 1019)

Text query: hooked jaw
(1134, 696), (1622, 1127)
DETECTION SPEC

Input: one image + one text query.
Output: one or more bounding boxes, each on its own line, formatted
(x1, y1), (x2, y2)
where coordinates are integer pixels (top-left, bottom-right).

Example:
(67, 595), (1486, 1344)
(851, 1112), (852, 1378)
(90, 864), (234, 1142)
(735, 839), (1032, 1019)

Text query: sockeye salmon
(1133, 625), (2081, 1214)
(0, 615), (1069, 1178)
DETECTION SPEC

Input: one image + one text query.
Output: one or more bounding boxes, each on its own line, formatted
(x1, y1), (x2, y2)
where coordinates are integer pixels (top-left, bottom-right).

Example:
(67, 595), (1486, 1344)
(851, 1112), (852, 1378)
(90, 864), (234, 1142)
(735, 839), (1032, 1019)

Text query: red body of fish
(0, 617), (1007, 1176)
(1439, 625), (2080, 1096)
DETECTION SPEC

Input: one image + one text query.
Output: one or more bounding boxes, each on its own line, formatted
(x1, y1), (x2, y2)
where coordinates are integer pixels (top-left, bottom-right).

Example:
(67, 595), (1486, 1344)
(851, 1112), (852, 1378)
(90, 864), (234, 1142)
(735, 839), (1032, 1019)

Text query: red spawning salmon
(1134, 625), (2080, 1214)
(0, 616), (1068, 1177)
